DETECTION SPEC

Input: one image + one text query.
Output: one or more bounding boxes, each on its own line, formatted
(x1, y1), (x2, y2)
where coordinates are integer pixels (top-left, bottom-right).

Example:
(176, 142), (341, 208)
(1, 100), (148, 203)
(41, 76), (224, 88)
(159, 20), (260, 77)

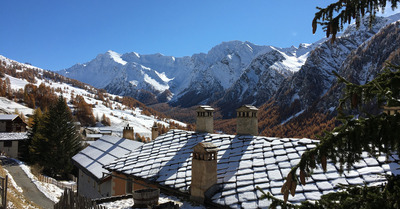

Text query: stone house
(102, 105), (399, 208)
(0, 114), (27, 132)
(72, 135), (143, 199)
(0, 114), (27, 158)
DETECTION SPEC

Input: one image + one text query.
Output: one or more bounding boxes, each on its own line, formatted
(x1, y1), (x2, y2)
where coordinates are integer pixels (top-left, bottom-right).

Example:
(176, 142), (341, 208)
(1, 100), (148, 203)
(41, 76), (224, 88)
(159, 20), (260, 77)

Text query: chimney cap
(236, 105), (258, 111)
(197, 105), (214, 112)
(193, 142), (218, 153)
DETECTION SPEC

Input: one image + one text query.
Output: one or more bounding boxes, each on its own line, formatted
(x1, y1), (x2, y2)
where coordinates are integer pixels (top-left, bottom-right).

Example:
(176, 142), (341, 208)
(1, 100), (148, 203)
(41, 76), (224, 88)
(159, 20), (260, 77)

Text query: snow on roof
(86, 134), (103, 138)
(0, 132), (28, 141)
(72, 135), (143, 181)
(104, 129), (398, 208)
(0, 114), (18, 121)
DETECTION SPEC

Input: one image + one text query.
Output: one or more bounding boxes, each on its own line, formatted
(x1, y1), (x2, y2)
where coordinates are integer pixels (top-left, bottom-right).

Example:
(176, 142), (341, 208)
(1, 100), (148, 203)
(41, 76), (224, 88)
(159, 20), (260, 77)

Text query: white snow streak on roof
(0, 132), (28, 141)
(72, 135), (143, 180)
(0, 114), (18, 120)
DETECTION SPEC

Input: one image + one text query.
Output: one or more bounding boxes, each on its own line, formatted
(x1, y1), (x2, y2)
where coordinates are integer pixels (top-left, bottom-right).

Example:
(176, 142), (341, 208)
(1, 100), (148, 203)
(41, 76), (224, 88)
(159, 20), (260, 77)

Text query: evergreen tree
(24, 108), (46, 164)
(29, 96), (82, 179)
(42, 95), (82, 178)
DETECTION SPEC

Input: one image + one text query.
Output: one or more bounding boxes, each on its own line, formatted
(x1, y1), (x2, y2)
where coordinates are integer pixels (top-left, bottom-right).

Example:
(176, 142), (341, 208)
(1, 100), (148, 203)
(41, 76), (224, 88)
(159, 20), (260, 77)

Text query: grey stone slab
(237, 184), (255, 193)
(267, 169), (282, 181)
(237, 180), (253, 187)
(237, 173), (254, 181)
(238, 191), (257, 202)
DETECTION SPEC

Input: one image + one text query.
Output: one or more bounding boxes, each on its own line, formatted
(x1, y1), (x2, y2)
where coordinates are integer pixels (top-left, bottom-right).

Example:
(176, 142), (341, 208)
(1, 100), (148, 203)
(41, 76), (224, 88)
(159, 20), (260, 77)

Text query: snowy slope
(0, 55), (184, 138)
(274, 15), (397, 110)
(269, 14), (400, 124)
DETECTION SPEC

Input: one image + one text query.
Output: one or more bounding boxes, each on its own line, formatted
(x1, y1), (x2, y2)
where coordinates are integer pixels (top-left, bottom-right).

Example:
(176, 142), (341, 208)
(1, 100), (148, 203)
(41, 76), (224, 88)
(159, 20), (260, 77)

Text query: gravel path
(2, 158), (54, 209)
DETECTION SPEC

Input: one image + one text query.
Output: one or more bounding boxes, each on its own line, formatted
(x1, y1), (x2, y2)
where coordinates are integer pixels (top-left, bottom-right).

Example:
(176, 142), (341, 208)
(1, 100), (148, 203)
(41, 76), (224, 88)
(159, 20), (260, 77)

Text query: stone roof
(0, 132), (28, 141)
(72, 135), (143, 181)
(0, 114), (18, 121)
(104, 129), (399, 208)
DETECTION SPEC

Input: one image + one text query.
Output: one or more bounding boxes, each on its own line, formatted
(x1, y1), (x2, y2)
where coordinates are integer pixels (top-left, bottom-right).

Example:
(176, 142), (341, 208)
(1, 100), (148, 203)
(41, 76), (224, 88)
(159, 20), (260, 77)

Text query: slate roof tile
(289, 193), (306, 202)
(224, 195), (240, 207)
(267, 169), (282, 181)
(238, 191), (257, 202)
(241, 201), (258, 209)
(347, 177), (364, 185)
(237, 180), (253, 187)
(330, 177), (349, 187)
(237, 185), (255, 193)
(304, 191), (322, 200)
(316, 181), (334, 190)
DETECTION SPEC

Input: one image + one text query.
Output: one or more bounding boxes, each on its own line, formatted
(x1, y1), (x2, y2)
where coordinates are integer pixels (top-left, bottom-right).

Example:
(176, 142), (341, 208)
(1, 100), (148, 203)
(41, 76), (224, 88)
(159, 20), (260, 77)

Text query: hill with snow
(0, 55), (185, 138)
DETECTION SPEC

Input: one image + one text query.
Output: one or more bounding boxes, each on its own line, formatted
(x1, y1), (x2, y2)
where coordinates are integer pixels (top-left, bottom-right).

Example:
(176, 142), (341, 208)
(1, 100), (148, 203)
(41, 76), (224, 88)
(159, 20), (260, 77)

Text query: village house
(101, 105), (399, 208)
(0, 114), (28, 158)
(0, 114), (27, 132)
(72, 127), (143, 199)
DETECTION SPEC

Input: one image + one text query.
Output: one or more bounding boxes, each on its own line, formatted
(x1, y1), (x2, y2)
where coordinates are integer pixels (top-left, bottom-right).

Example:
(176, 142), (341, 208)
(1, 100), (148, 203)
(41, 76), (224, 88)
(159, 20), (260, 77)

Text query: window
(4, 141), (12, 147)
(126, 178), (133, 194)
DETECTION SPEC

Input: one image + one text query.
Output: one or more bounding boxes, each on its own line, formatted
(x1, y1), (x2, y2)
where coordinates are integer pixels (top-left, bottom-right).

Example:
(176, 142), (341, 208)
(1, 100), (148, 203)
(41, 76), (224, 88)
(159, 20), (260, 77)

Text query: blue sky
(1, 1), (399, 71)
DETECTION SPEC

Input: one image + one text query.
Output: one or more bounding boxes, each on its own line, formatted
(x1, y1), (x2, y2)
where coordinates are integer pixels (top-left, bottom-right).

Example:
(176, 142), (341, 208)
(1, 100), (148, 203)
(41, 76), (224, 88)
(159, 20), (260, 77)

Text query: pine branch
(271, 64), (400, 204)
(313, 0), (399, 42)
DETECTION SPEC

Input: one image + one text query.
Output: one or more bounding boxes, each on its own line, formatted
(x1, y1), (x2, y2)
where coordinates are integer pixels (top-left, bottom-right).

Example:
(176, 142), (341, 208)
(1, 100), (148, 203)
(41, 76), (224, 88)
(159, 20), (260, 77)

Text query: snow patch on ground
(3, 168), (23, 193)
(0, 97), (33, 116)
(16, 160), (63, 203)
(99, 194), (206, 209)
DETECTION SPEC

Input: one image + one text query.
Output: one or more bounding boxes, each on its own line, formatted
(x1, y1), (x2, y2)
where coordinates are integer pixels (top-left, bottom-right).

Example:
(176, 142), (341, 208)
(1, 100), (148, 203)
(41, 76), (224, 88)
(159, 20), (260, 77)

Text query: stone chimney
(191, 142), (218, 202)
(123, 124), (134, 140)
(196, 105), (214, 133)
(236, 105), (258, 135)
(151, 122), (159, 140)
(383, 106), (400, 115)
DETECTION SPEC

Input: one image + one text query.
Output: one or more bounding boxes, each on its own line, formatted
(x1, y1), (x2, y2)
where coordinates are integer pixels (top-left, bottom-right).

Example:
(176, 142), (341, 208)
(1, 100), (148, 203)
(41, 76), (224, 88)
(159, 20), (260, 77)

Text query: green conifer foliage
(312, 0), (399, 42)
(24, 108), (46, 163)
(28, 95), (82, 179)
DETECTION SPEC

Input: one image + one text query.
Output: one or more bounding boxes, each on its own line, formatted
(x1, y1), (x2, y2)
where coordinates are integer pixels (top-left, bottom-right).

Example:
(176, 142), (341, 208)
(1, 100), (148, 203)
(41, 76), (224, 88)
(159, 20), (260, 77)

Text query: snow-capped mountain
(59, 41), (314, 107)
(60, 13), (400, 123)
(216, 43), (319, 117)
(263, 14), (400, 127)
(0, 55), (184, 138)
(314, 18), (400, 115)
